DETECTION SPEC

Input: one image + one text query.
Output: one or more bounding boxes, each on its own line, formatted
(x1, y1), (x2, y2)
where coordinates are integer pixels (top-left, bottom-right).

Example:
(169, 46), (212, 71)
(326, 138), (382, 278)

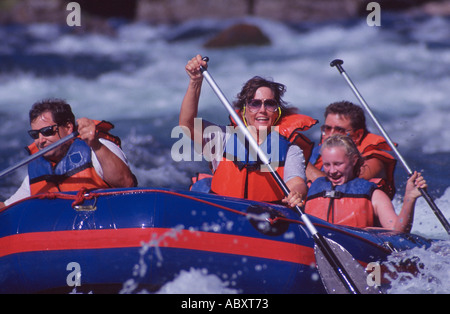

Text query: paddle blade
(315, 237), (381, 294)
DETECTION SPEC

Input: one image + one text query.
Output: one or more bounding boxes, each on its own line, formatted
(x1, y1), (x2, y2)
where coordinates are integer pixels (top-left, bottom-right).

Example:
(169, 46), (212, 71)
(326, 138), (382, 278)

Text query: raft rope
(0, 187), (392, 253)
(15, 187), (300, 226)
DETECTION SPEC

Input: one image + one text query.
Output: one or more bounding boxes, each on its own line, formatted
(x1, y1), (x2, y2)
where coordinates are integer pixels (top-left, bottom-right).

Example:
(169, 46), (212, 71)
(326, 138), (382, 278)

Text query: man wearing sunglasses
(0, 99), (136, 208)
(306, 101), (397, 199)
(180, 55), (317, 207)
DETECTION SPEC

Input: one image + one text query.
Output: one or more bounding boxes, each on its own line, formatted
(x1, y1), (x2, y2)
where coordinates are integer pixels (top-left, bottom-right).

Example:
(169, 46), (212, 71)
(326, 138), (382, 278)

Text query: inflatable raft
(0, 187), (432, 294)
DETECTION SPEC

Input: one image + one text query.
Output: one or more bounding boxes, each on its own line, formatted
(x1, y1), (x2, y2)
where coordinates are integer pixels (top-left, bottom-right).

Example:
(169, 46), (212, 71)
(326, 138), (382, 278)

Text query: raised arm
(372, 171), (426, 233)
(179, 55), (208, 142)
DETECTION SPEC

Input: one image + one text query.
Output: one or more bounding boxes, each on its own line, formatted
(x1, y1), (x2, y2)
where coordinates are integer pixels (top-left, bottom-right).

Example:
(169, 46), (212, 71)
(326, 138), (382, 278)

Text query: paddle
(0, 131), (79, 179)
(330, 59), (450, 236)
(199, 57), (380, 294)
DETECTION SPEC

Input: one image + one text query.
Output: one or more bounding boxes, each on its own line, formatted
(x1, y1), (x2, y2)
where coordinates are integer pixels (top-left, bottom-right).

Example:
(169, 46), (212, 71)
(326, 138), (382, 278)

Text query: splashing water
(120, 224), (185, 294)
(1, 13), (449, 294)
(156, 268), (239, 294)
(384, 241), (450, 294)
(119, 224), (239, 294)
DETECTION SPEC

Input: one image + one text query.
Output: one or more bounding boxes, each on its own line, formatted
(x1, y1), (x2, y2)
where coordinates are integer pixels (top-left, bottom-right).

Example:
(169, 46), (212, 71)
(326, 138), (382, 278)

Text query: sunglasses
(28, 124), (59, 139)
(246, 99), (279, 113)
(321, 124), (352, 136)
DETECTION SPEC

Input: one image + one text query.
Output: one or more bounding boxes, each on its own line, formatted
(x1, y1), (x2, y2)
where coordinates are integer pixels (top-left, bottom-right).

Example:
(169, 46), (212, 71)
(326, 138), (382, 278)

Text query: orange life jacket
(210, 113), (317, 202)
(276, 113), (318, 164)
(27, 120), (120, 195)
(305, 177), (377, 228)
(311, 132), (397, 199)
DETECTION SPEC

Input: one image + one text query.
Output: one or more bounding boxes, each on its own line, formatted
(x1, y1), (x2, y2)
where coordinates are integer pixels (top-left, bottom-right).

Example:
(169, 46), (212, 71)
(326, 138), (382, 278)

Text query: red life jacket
(211, 113), (317, 202)
(27, 120), (121, 195)
(305, 177), (377, 228)
(312, 132), (397, 199)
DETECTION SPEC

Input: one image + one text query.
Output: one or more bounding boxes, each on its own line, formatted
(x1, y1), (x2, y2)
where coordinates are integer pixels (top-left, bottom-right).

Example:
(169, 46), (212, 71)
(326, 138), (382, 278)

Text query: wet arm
(359, 157), (385, 181)
(179, 55), (207, 143)
(306, 162), (326, 183)
(393, 172), (427, 233)
(92, 143), (136, 188)
(77, 118), (135, 188)
(283, 145), (308, 207)
(372, 172), (425, 233)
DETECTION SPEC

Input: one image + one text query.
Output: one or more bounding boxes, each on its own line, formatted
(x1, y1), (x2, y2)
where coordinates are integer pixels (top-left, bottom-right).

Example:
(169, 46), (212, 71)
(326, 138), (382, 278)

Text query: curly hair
(233, 76), (298, 117)
(320, 134), (365, 177)
(29, 98), (75, 127)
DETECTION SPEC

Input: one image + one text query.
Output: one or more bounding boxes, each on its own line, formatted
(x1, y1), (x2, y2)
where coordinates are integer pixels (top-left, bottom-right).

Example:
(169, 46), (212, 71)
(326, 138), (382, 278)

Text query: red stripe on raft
(0, 228), (315, 265)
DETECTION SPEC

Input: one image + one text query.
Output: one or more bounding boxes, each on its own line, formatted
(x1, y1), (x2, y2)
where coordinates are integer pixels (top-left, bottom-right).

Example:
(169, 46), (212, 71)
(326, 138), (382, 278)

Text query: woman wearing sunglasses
(179, 55), (317, 207)
(0, 99), (136, 208)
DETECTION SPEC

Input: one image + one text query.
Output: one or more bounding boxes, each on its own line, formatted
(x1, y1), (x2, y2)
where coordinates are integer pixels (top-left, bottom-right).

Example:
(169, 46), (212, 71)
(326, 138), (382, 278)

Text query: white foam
(384, 240), (450, 294)
(156, 268), (238, 294)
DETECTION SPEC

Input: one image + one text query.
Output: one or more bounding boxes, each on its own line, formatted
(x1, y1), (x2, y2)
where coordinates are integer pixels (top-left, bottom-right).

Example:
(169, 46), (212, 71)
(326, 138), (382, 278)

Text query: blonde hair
(320, 134), (365, 177)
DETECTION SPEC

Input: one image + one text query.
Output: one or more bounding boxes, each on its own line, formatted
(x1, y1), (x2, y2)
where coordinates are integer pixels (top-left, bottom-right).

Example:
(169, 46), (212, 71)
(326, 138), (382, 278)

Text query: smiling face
(30, 111), (73, 162)
(243, 87), (279, 132)
(321, 145), (358, 186)
(322, 113), (365, 145)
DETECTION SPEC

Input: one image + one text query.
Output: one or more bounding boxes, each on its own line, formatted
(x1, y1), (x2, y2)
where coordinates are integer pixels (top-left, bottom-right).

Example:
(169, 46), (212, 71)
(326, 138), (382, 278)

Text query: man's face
(30, 111), (73, 162)
(322, 114), (354, 141)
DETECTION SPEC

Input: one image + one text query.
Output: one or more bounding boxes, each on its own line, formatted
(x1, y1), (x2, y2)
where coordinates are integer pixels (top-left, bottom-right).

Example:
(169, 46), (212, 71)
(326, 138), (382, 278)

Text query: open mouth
(255, 116), (270, 123)
(328, 174), (343, 184)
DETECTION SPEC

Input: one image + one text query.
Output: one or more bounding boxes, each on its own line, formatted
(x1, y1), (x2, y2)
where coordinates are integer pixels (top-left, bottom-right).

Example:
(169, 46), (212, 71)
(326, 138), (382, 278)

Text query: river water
(0, 13), (449, 293)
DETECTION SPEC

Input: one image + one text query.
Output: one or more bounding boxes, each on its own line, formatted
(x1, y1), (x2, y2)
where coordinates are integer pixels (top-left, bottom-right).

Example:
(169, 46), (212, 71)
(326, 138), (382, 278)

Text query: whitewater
(0, 13), (449, 293)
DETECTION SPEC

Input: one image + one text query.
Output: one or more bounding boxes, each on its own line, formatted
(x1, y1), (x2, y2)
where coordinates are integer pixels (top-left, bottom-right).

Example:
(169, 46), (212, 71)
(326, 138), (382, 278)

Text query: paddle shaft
(200, 58), (361, 294)
(331, 59), (450, 235)
(0, 131), (79, 179)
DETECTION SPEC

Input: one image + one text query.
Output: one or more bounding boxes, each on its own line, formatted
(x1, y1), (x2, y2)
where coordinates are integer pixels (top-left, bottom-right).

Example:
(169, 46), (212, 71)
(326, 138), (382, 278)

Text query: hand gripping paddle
(200, 56), (381, 294)
(331, 59), (450, 236)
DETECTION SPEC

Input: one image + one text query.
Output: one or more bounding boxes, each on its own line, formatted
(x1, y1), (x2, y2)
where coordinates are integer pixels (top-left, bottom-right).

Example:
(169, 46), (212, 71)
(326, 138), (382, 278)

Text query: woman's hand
(405, 171), (427, 201)
(282, 191), (304, 208)
(185, 54), (207, 82)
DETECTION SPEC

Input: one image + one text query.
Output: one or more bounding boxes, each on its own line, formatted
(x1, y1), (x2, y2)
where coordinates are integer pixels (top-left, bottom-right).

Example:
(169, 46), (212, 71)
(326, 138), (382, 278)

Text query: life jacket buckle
(323, 190), (342, 199)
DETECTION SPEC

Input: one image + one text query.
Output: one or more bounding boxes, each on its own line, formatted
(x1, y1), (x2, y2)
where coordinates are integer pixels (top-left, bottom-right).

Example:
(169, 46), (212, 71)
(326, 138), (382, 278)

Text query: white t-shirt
(4, 139), (129, 206)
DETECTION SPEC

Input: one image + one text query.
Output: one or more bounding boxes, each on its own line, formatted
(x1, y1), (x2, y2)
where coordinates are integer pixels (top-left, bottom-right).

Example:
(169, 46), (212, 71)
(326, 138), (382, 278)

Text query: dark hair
(324, 101), (367, 132)
(29, 98), (76, 127)
(233, 76), (298, 117)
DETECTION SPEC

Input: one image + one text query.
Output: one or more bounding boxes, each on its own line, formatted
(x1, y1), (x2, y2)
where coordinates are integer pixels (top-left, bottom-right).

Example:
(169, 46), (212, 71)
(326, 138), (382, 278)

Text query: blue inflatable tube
(0, 188), (432, 294)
